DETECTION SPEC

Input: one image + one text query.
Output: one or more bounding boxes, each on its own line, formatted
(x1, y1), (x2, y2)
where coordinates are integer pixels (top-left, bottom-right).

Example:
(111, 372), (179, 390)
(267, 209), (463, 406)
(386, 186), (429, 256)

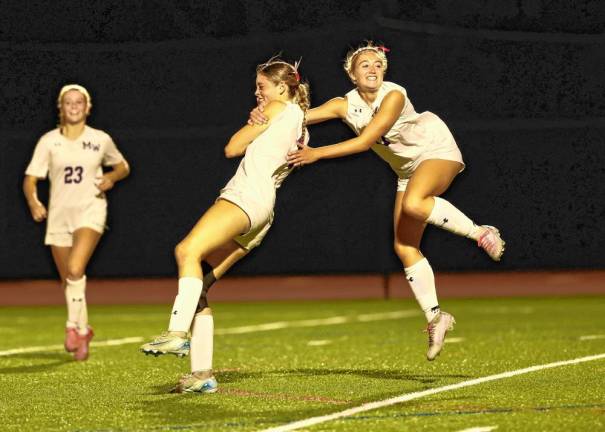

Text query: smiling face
(349, 50), (386, 91)
(60, 89), (90, 125)
(254, 72), (287, 106)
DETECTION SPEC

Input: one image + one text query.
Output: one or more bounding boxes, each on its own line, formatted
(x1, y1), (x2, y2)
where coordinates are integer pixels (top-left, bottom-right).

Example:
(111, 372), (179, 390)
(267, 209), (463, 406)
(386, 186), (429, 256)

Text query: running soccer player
(23, 84), (130, 361)
(140, 57), (310, 393)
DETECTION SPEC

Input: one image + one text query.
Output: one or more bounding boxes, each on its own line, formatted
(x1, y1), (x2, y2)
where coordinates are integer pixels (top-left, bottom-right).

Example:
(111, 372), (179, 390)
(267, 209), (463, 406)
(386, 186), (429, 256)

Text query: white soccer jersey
(25, 125), (125, 216)
(343, 81), (460, 179)
(220, 102), (307, 231)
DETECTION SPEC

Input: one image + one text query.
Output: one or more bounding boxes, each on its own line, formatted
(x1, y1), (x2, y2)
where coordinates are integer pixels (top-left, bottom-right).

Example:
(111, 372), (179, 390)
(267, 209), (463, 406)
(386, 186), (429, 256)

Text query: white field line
(580, 335), (605, 341)
(457, 427), (498, 432)
(215, 310), (419, 335)
(0, 337), (144, 357)
(445, 337), (465, 344)
(0, 310), (418, 357)
(258, 352), (605, 432)
(307, 340), (332, 346)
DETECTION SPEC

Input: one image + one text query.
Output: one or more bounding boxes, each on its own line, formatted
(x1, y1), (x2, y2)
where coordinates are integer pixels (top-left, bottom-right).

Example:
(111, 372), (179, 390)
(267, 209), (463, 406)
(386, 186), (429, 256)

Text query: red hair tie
(377, 45), (390, 53)
(294, 71), (300, 82)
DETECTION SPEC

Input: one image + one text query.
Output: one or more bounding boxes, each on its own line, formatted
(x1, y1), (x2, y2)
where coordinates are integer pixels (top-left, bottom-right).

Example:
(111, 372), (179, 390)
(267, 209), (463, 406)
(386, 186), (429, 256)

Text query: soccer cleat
(140, 333), (190, 357)
(425, 312), (455, 361)
(73, 326), (94, 361)
(171, 373), (218, 394)
(477, 225), (505, 261)
(64, 327), (79, 352)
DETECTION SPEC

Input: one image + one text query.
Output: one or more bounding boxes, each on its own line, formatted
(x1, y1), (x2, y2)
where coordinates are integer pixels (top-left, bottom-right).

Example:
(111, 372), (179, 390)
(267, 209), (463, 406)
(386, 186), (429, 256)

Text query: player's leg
(65, 227), (102, 360)
(172, 242), (248, 392)
(403, 159), (505, 261)
(196, 241), (249, 311)
(50, 245), (79, 352)
(142, 200), (249, 357)
(394, 190), (455, 361)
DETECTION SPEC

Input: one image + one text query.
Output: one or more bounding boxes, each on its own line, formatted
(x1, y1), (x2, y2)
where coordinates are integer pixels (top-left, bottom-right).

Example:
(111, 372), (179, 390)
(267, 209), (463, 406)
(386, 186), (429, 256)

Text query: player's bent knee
(401, 196), (427, 220)
(393, 242), (418, 261)
(66, 264), (86, 280)
(174, 242), (202, 267)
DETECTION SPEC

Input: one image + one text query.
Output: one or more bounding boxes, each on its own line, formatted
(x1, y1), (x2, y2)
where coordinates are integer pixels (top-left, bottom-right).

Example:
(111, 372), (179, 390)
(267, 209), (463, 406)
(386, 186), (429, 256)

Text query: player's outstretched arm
(225, 101), (287, 158)
(287, 91), (403, 166)
(305, 97), (347, 125)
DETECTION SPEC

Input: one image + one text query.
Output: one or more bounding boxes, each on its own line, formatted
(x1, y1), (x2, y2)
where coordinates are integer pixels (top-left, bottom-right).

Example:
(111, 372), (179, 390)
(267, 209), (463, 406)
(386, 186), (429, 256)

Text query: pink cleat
(477, 225), (505, 261)
(74, 327), (94, 361)
(64, 327), (79, 353)
(425, 311), (456, 361)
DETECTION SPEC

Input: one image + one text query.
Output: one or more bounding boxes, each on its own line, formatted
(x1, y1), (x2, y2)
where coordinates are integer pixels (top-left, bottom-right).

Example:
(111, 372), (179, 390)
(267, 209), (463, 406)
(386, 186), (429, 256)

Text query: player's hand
(29, 202), (47, 222)
(95, 175), (114, 192)
(287, 145), (319, 167)
(248, 102), (268, 126)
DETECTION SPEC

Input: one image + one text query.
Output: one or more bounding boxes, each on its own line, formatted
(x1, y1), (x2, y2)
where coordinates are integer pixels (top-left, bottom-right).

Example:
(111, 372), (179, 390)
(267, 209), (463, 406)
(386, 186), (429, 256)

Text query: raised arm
(249, 96), (346, 126)
(305, 97), (347, 125)
(287, 90), (404, 166)
(225, 101), (287, 158)
(23, 175), (47, 222)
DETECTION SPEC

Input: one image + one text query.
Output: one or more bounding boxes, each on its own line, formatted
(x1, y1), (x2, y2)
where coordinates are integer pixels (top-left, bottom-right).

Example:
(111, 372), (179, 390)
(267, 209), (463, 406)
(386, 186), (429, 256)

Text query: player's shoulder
(36, 128), (61, 146)
(39, 128), (61, 140)
(263, 100), (289, 119)
(85, 125), (113, 142)
(383, 81), (407, 97)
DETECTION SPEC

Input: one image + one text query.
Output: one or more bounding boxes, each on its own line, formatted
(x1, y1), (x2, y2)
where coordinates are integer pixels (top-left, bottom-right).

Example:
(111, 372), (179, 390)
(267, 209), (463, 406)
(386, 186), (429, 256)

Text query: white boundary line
(0, 310), (418, 357)
(580, 335), (605, 341)
(0, 337), (144, 357)
(215, 310), (419, 335)
(258, 353), (605, 432)
(457, 427), (498, 432)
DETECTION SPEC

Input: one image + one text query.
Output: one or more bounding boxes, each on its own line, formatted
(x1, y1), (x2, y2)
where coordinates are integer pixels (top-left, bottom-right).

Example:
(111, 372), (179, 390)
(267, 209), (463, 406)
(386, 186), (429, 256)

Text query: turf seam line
(258, 352), (605, 432)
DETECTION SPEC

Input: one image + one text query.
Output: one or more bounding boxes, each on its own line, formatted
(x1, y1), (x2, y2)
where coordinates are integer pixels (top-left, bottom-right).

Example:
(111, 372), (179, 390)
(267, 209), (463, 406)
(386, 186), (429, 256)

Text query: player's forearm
(23, 177), (42, 207)
(315, 137), (372, 160)
(107, 161), (130, 183)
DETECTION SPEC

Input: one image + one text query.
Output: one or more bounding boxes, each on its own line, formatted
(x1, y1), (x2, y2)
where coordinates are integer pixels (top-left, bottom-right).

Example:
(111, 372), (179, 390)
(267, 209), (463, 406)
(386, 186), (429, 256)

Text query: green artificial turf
(0, 297), (603, 431)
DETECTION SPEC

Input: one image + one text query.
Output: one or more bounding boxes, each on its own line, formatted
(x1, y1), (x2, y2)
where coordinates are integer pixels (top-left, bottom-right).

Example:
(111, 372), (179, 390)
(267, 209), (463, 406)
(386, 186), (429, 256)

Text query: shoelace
(424, 323), (436, 345)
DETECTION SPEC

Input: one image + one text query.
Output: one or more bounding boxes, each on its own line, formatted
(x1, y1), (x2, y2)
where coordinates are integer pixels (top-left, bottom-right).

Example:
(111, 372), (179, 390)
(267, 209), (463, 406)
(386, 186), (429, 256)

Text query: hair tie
(377, 45), (390, 53)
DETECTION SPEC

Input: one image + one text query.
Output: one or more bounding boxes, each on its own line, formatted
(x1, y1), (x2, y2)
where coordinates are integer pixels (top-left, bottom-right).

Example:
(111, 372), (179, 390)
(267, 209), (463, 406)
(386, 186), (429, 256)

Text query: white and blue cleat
(172, 373), (218, 394)
(140, 333), (190, 357)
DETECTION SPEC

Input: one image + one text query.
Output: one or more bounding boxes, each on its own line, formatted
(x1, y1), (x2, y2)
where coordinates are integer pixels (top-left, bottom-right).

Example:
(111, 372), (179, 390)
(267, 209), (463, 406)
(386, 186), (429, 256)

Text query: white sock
(426, 197), (482, 240)
(65, 276), (87, 333)
(168, 277), (204, 333)
(404, 258), (440, 322)
(190, 312), (214, 373)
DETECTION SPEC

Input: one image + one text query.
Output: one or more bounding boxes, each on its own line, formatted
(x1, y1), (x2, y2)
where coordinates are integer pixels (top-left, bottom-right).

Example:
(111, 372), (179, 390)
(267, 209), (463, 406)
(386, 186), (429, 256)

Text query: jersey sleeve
(102, 133), (125, 166)
(24, 136), (50, 178)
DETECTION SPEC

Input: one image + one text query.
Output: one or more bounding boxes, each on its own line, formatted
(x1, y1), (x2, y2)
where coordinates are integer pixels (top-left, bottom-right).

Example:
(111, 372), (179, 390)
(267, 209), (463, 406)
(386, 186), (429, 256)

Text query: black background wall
(1, 0), (604, 278)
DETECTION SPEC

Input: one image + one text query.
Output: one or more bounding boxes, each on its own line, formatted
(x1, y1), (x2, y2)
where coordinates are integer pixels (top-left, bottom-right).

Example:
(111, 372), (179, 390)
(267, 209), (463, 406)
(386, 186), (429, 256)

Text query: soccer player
(23, 84), (130, 361)
(140, 58), (310, 393)
(251, 42), (505, 361)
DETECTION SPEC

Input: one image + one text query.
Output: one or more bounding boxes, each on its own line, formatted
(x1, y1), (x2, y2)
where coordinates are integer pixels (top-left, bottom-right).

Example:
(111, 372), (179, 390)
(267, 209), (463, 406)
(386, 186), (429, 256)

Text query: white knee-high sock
(426, 197), (482, 240)
(168, 277), (204, 333)
(65, 276), (87, 333)
(404, 258), (440, 322)
(190, 312), (214, 373)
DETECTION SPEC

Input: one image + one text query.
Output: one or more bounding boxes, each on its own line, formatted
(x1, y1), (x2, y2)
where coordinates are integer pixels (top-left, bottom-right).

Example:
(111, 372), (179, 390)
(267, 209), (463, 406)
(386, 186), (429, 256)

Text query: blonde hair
(57, 84), (92, 127)
(256, 57), (310, 145)
(343, 41), (389, 77)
